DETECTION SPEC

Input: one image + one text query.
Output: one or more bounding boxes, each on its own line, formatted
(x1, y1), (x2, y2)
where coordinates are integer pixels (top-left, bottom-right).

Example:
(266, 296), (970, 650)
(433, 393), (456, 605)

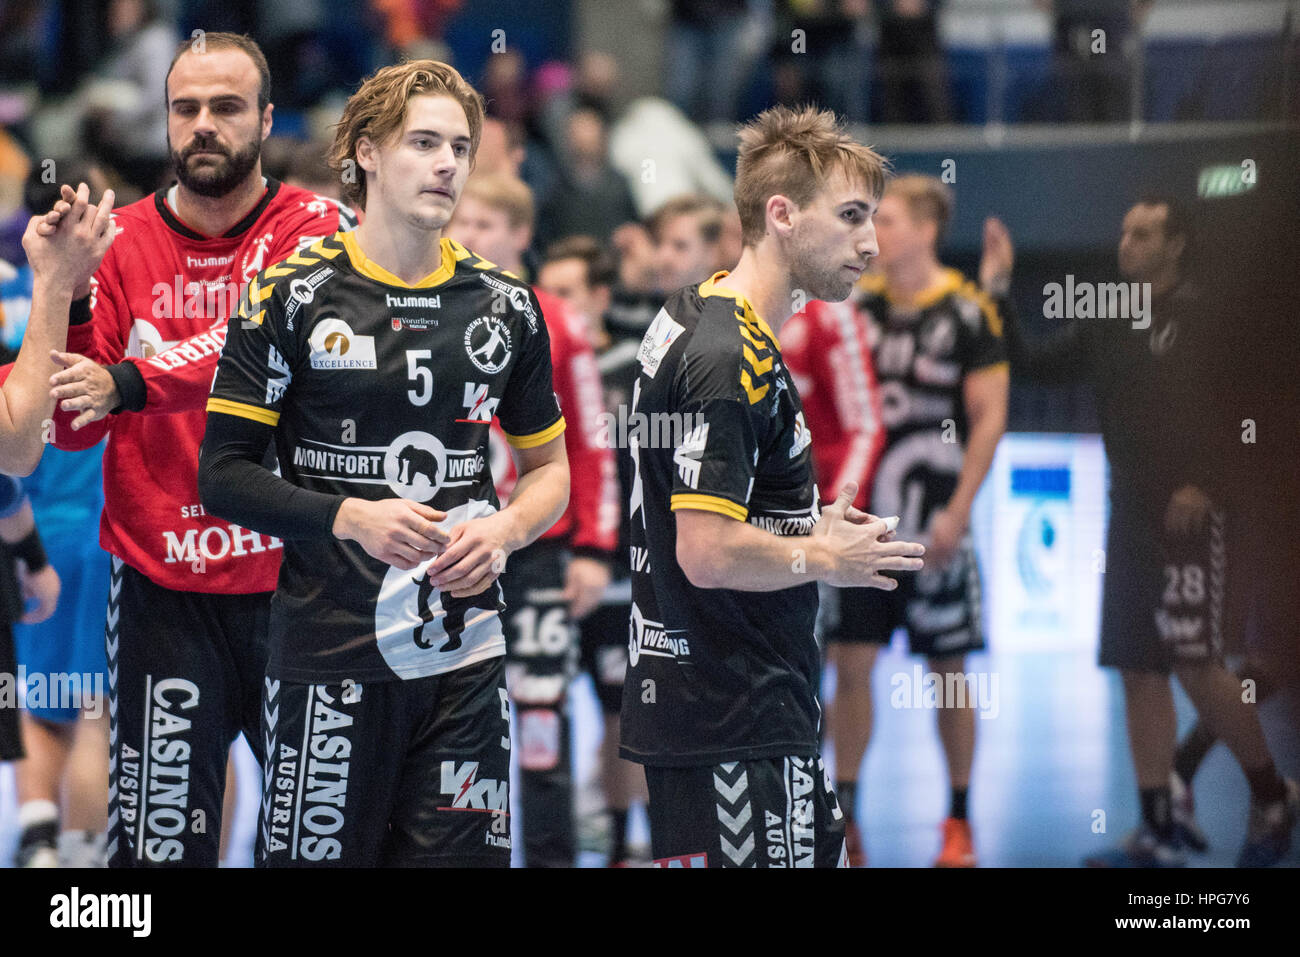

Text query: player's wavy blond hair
(733, 106), (888, 247)
(328, 59), (485, 210)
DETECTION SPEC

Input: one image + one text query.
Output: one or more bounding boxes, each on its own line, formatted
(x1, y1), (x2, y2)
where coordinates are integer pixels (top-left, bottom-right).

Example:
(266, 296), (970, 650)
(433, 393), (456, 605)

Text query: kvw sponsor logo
(439, 760), (508, 811)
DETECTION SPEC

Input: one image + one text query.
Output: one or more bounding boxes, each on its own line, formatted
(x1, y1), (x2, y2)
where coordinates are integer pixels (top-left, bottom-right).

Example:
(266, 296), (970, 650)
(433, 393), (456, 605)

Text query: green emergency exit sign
(1198, 163), (1256, 198)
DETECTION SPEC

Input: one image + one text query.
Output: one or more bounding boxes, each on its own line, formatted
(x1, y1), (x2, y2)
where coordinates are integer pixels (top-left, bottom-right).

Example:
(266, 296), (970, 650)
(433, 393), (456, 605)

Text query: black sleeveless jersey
(207, 231), (565, 682)
(619, 272), (823, 767)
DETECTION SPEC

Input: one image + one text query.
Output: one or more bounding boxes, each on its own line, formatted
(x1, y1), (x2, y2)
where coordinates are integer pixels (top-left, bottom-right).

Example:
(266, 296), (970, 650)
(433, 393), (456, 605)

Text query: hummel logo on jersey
(464, 316), (512, 373)
(461, 383), (500, 423)
(386, 294), (441, 309)
(673, 420), (709, 488)
(439, 761), (508, 811)
(309, 318), (376, 369)
(266, 345), (290, 403)
(186, 253), (234, 269)
(789, 411), (811, 458)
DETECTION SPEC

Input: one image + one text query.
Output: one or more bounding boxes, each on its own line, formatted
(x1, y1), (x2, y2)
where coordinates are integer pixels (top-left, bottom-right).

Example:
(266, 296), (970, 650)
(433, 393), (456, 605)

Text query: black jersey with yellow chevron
(854, 267), (1006, 539)
(207, 230), (565, 683)
(620, 272), (822, 767)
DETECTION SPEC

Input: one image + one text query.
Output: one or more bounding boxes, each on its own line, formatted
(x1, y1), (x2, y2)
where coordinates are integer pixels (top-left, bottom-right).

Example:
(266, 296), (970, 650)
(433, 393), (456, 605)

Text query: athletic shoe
(1236, 778), (1299, 868)
(843, 820), (867, 867)
(934, 817), (976, 867)
(1084, 827), (1186, 867)
(59, 830), (107, 868)
(1169, 772), (1209, 852)
(15, 820), (60, 868)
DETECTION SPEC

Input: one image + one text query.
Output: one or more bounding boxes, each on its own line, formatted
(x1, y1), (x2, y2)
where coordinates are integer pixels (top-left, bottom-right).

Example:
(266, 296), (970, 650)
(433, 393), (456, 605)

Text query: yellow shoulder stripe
(740, 369), (768, 404)
(959, 279), (1003, 338)
(207, 397), (280, 426)
(249, 279), (275, 304)
(742, 344), (772, 376)
(503, 417), (566, 449)
(670, 493), (748, 522)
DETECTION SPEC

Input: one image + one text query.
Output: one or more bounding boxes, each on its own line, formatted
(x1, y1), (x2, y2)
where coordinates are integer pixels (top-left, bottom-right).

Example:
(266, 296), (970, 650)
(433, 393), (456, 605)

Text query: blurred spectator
(0, 0), (50, 93)
(663, 0), (766, 124)
(607, 97), (734, 219)
(537, 51), (621, 152)
(482, 49), (532, 127)
(0, 132), (33, 266)
(371, 0), (462, 61)
(284, 139), (342, 200)
(875, 0), (952, 123)
(772, 0), (872, 122)
(475, 116), (527, 178)
(1036, 0), (1152, 122)
(535, 106), (638, 251)
(716, 204), (744, 273)
(258, 135), (300, 182)
(80, 0), (177, 193)
(606, 222), (665, 333)
(647, 194), (727, 296)
(257, 0), (327, 110)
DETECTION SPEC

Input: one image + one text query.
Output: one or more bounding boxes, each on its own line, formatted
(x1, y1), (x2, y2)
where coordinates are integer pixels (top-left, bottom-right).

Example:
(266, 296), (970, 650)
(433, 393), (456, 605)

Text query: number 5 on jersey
(407, 350), (434, 407)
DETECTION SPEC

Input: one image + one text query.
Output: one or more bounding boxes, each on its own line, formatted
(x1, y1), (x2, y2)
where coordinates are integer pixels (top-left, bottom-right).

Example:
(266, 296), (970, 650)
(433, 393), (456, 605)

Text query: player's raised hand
(979, 216), (1014, 295)
(332, 498), (449, 570)
(426, 512), (511, 598)
(815, 483), (924, 589)
(22, 182), (116, 295)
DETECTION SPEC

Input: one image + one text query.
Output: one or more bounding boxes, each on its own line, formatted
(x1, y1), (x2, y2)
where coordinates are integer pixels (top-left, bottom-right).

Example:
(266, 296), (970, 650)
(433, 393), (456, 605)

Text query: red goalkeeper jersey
(780, 298), (885, 510)
(53, 179), (353, 593)
(490, 286), (618, 557)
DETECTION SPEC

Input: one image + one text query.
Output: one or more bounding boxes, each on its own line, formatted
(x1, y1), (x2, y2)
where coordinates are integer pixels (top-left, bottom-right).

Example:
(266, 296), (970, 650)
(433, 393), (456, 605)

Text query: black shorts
(1099, 497), (1228, 673)
(819, 537), (984, 658)
(645, 755), (847, 868)
(107, 557), (270, 867)
(259, 655), (511, 867)
(0, 619), (21, 762)
(578, 597), (630, 715)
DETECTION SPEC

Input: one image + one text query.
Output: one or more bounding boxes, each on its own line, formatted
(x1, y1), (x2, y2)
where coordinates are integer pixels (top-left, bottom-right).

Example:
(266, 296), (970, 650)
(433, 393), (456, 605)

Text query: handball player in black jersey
(199, 60), (570, 866)
(620, 106), (925, 868)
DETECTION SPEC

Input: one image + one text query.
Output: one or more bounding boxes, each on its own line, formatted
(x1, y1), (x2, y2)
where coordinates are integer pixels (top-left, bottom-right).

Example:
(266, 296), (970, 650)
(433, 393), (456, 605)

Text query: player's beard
(789, 229), (856, 304)
(170, 133), (262, 198)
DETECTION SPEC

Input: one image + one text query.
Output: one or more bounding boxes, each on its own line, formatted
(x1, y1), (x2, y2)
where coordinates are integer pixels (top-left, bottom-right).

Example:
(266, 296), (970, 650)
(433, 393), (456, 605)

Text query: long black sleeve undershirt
(198, 410), (346, 541)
